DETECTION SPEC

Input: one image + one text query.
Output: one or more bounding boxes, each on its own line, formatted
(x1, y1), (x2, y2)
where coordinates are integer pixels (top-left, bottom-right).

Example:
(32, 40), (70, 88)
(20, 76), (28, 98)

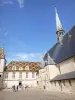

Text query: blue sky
(0, 0), (75, 63)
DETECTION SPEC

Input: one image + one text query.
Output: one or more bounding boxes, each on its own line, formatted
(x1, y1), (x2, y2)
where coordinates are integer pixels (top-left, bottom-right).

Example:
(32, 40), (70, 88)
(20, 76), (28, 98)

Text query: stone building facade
(37, 8), (75, 93)
(0, 48), (39, 89)
(3, 61), (39, 88)
(37, 57), (75, 93)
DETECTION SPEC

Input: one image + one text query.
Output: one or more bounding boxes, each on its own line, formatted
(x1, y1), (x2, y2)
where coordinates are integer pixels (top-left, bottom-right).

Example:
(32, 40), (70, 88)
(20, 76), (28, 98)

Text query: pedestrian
(22, 85), (24, 90)
(12, 86), (14, 91)
(14, 85), (16, 92)
(17, 85), (18, 92)
(13, 85), (15, 92)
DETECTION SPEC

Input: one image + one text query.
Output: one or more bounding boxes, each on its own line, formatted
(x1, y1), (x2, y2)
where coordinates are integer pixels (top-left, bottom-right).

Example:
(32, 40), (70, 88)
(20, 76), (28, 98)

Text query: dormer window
(12, 65), (16, 70)
(25, 66), (29, 70)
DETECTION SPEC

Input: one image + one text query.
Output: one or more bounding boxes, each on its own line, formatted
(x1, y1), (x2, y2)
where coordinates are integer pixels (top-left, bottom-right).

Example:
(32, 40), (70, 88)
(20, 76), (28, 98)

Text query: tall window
(26, 72), (28, 78)
(5, 72), (8, 79)
(19, 72), (22, 78)
(12, 72), (15, 79)
(32, 72), (35, 78)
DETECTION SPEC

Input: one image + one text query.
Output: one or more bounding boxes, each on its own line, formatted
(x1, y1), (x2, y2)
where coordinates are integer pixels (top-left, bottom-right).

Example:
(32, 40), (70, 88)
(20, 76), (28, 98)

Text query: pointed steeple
(55, 7), (64, 44)
(55, 7), (64, 32)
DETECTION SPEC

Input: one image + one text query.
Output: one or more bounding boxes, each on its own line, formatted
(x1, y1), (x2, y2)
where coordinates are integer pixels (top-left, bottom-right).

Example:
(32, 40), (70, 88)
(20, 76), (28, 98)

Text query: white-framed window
(19, 72), (22, 78)
(32, 72), (35, 78)
(12, 72), (15, 79)
(12, 65), (16, 70)
(26, 72), (28, 78)
(25, 66), (29, 70)
(5, 72), (8, 79)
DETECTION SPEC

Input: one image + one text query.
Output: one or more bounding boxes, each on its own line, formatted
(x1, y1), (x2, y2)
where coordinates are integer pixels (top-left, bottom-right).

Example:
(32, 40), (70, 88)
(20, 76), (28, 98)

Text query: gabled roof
(50, 71), (75, 81)
(44, 26), (75, 64)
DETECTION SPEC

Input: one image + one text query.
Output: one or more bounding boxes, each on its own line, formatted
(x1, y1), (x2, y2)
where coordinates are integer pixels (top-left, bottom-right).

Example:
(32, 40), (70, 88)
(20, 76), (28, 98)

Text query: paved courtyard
(0, 88), (75, 100)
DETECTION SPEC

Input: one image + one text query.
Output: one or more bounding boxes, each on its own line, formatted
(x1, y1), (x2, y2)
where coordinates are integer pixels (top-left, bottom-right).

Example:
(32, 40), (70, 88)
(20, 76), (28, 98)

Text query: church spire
(55, 7), (64, 44)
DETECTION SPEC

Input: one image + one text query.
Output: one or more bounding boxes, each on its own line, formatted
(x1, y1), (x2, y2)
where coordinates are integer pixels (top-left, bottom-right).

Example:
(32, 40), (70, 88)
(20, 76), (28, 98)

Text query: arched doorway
(19, 81), (22, 86)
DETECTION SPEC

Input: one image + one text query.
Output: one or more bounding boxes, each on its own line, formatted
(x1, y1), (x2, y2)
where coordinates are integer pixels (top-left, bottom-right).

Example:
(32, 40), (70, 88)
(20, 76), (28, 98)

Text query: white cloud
(16, 53), (41, 60)
(4, 1), (13, 4)
(6, 52), (42, 64)
(0, 0), (14, 6)
(16, 53), (28, 60)
(17, 0), (24, 8)
(0, 0), (25, 8)
(4, 32), (8, 36)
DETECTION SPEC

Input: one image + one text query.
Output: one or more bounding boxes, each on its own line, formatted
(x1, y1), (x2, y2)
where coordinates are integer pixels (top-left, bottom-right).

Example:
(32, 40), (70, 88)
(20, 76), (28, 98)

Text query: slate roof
(50, 71), (75, 81)
(44, 26), (75, 64)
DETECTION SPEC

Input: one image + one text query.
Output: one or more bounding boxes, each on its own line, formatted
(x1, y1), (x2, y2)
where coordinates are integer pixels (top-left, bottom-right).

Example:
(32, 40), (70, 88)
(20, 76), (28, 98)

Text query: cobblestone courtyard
(0, 89), (75, 100)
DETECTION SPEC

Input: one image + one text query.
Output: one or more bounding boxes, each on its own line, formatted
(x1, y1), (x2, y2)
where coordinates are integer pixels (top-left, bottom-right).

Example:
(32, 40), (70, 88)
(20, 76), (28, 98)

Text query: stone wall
(37, 57), (75, 93)
(57, 57), (75, 74)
